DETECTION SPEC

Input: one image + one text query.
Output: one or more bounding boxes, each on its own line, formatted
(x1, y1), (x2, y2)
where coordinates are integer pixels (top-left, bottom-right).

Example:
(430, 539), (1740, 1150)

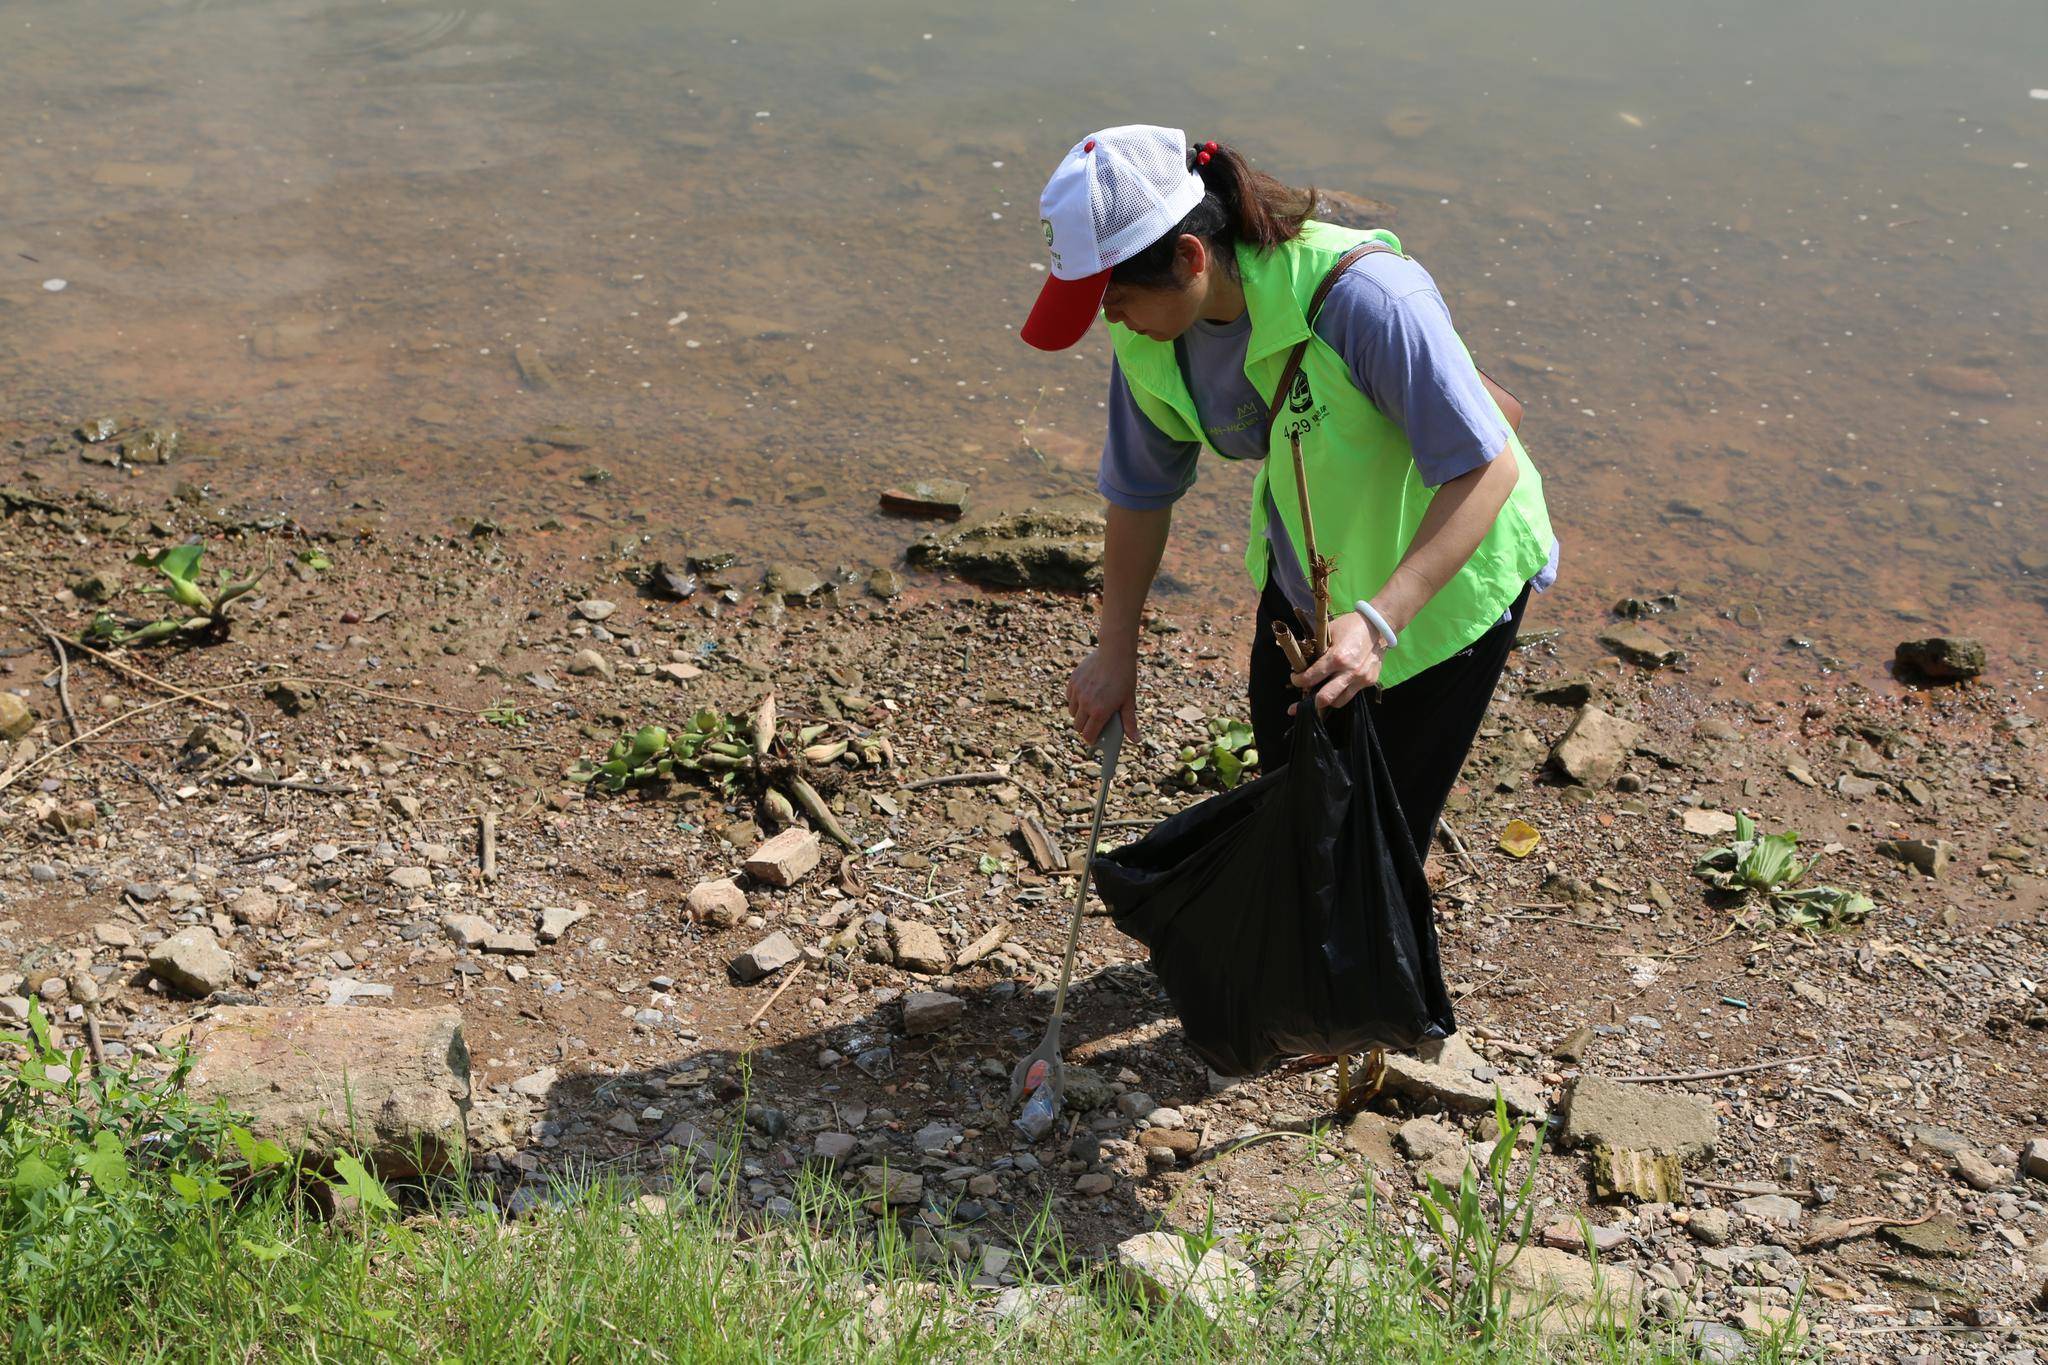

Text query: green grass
(1, 1004), (1813, 1362)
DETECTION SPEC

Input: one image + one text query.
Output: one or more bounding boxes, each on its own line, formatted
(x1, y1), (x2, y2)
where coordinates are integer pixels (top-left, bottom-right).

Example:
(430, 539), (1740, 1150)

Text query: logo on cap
(1041, 219), (1054, 247)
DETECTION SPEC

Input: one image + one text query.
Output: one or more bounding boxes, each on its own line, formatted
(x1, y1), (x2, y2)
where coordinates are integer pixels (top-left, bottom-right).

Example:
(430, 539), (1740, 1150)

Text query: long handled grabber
(1008, 713), (1124, 1139)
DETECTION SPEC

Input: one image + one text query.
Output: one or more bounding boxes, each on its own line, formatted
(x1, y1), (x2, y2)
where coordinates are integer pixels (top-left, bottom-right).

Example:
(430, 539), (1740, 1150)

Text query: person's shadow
(518, 951), (1274, 1266)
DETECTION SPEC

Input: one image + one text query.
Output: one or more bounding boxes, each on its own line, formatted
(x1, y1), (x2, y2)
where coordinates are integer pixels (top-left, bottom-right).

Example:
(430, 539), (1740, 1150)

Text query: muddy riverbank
(2, 465), (2045, 1356)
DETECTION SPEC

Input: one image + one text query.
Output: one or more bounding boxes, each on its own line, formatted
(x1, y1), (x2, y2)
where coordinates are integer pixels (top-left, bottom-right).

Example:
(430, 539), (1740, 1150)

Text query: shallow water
(2, 0), (2044, 686)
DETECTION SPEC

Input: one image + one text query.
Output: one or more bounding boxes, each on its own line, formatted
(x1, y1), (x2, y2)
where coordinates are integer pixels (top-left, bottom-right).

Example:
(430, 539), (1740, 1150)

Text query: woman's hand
(1288, 612), (1384, 715)
(1067, 645), (1138, 744)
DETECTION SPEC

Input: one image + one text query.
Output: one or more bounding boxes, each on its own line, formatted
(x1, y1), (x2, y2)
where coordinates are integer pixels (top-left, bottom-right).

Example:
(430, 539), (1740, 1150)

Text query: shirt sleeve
(1097, 359), (1202, 510)
(1313, 254), (1511, 487)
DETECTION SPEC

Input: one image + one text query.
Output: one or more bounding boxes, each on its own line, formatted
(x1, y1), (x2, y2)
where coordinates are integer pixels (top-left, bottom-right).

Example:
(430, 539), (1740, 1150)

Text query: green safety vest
(1108, 221), (1555, 689)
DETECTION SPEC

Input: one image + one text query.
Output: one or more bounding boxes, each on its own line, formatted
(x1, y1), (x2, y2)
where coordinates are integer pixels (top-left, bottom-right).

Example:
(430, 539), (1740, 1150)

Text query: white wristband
(1355, 600), (1398, 650)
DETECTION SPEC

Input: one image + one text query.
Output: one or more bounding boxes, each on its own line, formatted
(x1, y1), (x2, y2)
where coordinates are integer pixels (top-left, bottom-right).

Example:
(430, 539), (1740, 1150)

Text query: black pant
(1248, 579), (1531, 863)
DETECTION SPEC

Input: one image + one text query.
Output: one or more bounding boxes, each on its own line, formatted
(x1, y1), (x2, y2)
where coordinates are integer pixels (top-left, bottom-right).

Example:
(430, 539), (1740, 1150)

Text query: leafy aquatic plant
(1693, 813), (1874, 930)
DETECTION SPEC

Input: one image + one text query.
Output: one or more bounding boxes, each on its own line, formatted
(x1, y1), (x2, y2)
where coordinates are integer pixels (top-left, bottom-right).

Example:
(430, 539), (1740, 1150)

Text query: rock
(1894, 637), (1985, 682)
(2022, 1138), (2048, 1183)
(1881, 1213), (1973, 1259)
(229, 889), (281, 927)
(482, 931), (538, 956)
(1905, 1123), (1972, 1158)
(1954, 1150), (2009, 1191)
(730, 932), (800, 982)
(567, 649), (613, 680)
(1685, 1320), (1747, 1364)
(1395, 1116), (1463, 1161)
(1561, 1076), (1717, 1160)
(1531, 678), (1594, 707)
(812, 1132), (858, 1164)
(1500, 1246), (1643, 1334)
(441, 914), (494, 949)
(1139, 1129), (1199, 1163)
(574, 599), (616, 621)
(1062, 1066), (1114, 1113)
(535, 905), (589, 943)
(1075, 1172), (1113, 1196)
(1295, 189), (1402, 241)
(1382, 107), (1434, 140)
(1548, 706), (1641, 787)
(1381, 1044), (1548, 1119)
(0, 694), (35, 741)
(859, 1165), (923, 1206)
(161, 1006), (470, 1176)
(905, 498), (1105, 590)
(1878, 838), (1956, 879)
(879, 479), (969, 520)
(1113, 1232), (1253, 1320)
(1684, 1207), (1733, 1247)
(1597, 623), (1680, 669)
(762, 563), (826, 603)
(1733, 1194), (1805, 1228)
(955, 922), (1012, 967)
(147, 927), (235, 997)
(901, 991), (963, 1036)
(1592, 1146), (1685, 1204)
(1680, 809), (1738, 837)
(1919, 365), (2008, 398)
(888, 918), (951, 975)
(1540, 1221), (1629, 1255)
(865, 567), (902, 599)
(512, 345), (556, 391)
(389, 866), (432, 891)
(744, 828), (821, 888)
(685, 878), (748, 926)
(510, 1066), (557, 1099)
(1733, 1303), (1806, 1339)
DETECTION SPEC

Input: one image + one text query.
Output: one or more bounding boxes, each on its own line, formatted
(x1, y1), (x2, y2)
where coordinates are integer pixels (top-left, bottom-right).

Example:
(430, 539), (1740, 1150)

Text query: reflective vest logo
(1286, 370), (1314, 415)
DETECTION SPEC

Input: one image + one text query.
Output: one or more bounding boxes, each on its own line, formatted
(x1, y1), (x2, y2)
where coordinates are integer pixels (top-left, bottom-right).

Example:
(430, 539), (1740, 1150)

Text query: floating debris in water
(1618, 111), (1645, 127)
(42, 279), (66, 292)
(2032, 88), (2048, 100)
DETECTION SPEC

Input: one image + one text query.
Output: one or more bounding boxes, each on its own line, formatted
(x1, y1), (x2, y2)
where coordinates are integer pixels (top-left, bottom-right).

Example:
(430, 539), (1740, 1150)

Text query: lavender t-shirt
(1099, 250), (1559, 616)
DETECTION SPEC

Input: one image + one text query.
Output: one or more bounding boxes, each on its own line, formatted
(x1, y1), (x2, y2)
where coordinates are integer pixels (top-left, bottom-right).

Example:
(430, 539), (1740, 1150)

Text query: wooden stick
(223, 765), (357, 795)
(83, 1012), (107, 1072)
(1438, 818), (1482, 877)
(1272, 622), (1310, 674)
(1801, 1208), (1934, 1252)
(745, 959), (809, 1029)
(0, 678), (281, 794)
(24, 615), (236, 715)
(39, 626), (81, 742)
(904, 771), (1008, 791)
(479, 810), (498, 881)
(1614, 1052), (1823, 1085)
(1288, 433), (1333, 655)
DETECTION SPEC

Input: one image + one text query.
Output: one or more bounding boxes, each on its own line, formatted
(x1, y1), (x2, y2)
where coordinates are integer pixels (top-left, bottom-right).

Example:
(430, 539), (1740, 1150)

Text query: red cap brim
(1020, 268), (1111, 351)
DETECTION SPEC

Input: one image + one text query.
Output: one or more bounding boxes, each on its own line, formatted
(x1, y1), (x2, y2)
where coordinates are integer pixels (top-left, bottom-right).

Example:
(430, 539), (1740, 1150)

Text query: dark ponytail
(1109, 141), (1319, 288)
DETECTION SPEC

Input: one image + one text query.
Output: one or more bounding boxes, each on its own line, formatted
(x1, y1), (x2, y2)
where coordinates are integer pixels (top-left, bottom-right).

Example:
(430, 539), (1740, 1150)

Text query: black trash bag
(1093, 698), (1455, 1077)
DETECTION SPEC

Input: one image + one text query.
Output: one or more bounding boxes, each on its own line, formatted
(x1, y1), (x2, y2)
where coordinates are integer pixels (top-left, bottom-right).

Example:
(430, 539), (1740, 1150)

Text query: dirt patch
(1, 476), (2045, 1357)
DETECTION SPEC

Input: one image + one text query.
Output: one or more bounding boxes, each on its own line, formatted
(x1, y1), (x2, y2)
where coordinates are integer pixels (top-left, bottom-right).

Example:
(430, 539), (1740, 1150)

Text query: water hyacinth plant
(1693, 813), (1875, 930)
(80, 543), (264, 647)
(1175, 717), (1258, 790)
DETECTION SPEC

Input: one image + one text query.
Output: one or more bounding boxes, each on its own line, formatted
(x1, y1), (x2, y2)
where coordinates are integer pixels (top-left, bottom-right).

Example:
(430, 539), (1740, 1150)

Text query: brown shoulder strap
(1263, 242), (1398, 445)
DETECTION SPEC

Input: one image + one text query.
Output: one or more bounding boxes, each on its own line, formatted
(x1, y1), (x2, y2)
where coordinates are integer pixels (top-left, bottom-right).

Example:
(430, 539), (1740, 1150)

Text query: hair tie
(1191, 139), (1219, 169)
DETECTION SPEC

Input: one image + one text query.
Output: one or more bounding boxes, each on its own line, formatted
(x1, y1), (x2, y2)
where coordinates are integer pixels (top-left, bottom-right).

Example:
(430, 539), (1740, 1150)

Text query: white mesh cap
(1039, 125), (1207, 281)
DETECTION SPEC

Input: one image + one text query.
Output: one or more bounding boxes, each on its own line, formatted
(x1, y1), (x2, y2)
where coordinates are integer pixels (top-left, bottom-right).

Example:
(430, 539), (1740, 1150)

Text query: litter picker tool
(1009, 713), (1124, 1138)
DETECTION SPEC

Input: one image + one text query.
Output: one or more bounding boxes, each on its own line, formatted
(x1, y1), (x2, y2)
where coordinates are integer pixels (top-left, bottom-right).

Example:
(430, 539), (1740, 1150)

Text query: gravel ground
(2, 479), (2045, 1361)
